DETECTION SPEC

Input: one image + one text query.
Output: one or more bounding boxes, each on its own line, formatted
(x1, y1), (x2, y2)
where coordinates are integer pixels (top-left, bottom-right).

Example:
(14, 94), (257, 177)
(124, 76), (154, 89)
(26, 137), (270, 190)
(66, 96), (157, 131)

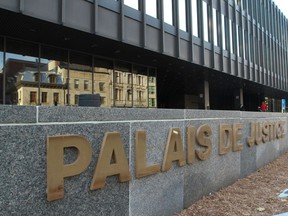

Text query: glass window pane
(41, 46), (68, 106)
(222, 15), (227, 50)
(213, 9), (218, 46)
(69, 52), (92, 106)
(203, 1), (209, 42)
(148, 68), (157, 108)
(179, 0), (187, 31)
(133, 65), (148, 108)
(94, 57), (113, 108)
(6, 39), (39, 105)
(163, 0), (173, 25)
(230, 20), (234, 53)
(0, 37), (3, 104)
(146, 0), (157, 18)
(124, 0), (139, 10)
(192, 0), (199, 36)
(114, 61), (131, 107)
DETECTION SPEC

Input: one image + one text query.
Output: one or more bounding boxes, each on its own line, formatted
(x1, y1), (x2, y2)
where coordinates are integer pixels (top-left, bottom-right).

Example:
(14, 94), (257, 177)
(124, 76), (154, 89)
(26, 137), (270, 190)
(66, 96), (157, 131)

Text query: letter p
(47, 135), (92, 201)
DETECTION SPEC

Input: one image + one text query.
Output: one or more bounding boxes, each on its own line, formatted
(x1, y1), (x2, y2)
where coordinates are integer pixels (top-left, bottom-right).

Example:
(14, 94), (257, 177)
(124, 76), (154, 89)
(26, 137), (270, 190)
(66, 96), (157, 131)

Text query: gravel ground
(175, 151), (288, 216)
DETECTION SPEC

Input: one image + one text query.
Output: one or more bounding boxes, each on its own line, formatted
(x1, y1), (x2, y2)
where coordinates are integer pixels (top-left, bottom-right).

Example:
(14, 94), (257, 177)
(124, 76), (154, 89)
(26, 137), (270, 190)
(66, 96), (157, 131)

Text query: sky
(273, 0), (288, 18)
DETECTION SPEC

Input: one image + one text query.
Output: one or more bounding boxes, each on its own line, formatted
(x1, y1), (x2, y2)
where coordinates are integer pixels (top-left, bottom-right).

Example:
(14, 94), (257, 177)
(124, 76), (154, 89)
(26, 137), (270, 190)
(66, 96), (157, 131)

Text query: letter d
(47, 135), (92, 201)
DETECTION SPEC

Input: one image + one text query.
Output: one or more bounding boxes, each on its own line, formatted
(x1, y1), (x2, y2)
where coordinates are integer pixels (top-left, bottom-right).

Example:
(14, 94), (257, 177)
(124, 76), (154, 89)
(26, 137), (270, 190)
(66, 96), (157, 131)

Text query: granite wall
(0, 106), (287, 216)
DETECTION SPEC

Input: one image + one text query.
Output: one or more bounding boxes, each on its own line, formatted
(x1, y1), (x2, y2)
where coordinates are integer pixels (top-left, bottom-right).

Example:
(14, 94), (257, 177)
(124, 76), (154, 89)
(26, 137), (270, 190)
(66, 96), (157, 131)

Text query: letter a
(90, 132), (131, 190)
(162, 128), (186, 172)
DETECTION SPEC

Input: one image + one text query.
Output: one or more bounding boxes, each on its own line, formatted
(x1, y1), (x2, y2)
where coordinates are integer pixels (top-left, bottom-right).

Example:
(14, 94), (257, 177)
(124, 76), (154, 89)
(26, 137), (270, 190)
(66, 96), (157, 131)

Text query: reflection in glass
(179, 0), (187, 31)
(203, 1), (209, 42)
(114, 61), (131, 107)
(146, 0), (157, 18)
(40, 46), (68, 106)
(69, 52), (92, 106)
(230, 20), (234, 53)
(163, 0), (173, 25)
(6, 39), (39, 105)
(213, 9), (218, 46)
(133, 65), (148, 108)
(192, 0), (199, 36)
(0, 37), (3, 104)
(148, 68), (157, 108)
(222, 15), (227, 50)
(94, 57), (113, 107)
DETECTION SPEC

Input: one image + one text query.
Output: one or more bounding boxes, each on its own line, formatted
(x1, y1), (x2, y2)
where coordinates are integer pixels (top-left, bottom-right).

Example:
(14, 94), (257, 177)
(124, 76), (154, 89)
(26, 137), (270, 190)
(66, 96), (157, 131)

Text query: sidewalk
(176, 151), (288, 216)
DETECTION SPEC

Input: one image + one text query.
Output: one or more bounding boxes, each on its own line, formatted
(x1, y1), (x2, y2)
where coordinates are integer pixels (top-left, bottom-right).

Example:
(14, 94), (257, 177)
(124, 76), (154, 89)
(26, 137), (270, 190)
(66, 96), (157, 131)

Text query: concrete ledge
(38, 107), (185, 122)
(0, 106), (288, 215)
(0, 105), (36, 123)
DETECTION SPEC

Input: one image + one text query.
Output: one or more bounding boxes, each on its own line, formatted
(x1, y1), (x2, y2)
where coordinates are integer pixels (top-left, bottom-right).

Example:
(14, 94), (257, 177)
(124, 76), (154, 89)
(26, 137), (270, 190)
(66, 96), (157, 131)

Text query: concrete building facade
(0, 0), (287, 110)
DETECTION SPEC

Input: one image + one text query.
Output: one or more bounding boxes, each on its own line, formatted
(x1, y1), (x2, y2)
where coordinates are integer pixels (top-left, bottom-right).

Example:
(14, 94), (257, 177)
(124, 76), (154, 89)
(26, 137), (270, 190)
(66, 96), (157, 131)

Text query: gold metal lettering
(262, 122), (269, 143)
(255, 123), (263, 145)
(135, 131), (160, 178)
(275, 121), (285, 139)
(269, 122), (276, 141)
(219, 124), (232, 155)
(90, 132), (131, 190)
(247, 122), (256, 147)
(232, 123), (244, 152)
(187, 127), (196, 164)
(196, 124), (212, 160)
(162, 128), (186, 172)
(281, 121), (286, 138)
(47, 135), (92, 201)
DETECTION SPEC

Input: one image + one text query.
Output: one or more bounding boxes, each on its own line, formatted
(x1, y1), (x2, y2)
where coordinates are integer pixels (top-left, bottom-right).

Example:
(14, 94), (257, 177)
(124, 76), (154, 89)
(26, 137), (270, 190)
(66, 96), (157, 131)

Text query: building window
(41, 92), (47, 103)
(137, 76), (143, 85)
(75, 95), (79, 105)
(124, 0), (139, 10)
(137, 90), (144, 101)
(115, 88), (123, 101)
(213, 9), (218, 46)
(49, 75), (56, 84)
(163, 0), (173, 25)
(127, 89), (132, 101)
(127, 74), (132, 84)
(84, 80), (89, 90)
(74, 79), (79, 89)
(192, 0), (199, 37)
(230, 20), (234, 54)
(149, 98), (156, 107)
(148, 86), (155, 94)
(179, 0), (187, 31)
(115, 72), (122, 83)
(203, 1), (209, 42)
(99, 82), (105, 92)
(30, 92), (37, 103)
(53, 93), (59, 105)
(146, 0), (157, 18)
(149, 76), (155, 83)
(222, 15), (227, 50)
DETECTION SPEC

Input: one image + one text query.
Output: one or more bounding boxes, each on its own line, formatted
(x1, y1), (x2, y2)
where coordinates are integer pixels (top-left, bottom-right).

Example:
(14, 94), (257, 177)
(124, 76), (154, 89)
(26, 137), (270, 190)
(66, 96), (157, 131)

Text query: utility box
(78, 94), (101, 107)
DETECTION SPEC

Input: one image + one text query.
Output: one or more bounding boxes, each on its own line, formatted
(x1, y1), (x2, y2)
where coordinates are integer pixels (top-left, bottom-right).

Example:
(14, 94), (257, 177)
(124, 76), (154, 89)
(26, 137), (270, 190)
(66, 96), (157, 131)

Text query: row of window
(122, 0), (287, 50)
(0, 37), (157, 108)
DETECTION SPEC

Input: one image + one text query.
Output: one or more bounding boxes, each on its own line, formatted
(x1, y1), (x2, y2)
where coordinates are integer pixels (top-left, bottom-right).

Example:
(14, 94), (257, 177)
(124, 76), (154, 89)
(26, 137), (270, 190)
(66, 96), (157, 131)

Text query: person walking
(261, 101), (267, 112)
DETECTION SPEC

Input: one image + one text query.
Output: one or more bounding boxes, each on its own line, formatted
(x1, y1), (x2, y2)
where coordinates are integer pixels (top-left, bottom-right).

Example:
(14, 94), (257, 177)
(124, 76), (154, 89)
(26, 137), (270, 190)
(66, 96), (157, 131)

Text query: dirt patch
(175, 152), (288, 216)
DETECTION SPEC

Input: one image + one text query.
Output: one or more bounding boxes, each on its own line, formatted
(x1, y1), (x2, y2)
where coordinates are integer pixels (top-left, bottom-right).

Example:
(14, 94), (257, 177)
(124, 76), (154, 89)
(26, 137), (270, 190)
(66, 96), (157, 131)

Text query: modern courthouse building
(0, 0), (287, 111)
